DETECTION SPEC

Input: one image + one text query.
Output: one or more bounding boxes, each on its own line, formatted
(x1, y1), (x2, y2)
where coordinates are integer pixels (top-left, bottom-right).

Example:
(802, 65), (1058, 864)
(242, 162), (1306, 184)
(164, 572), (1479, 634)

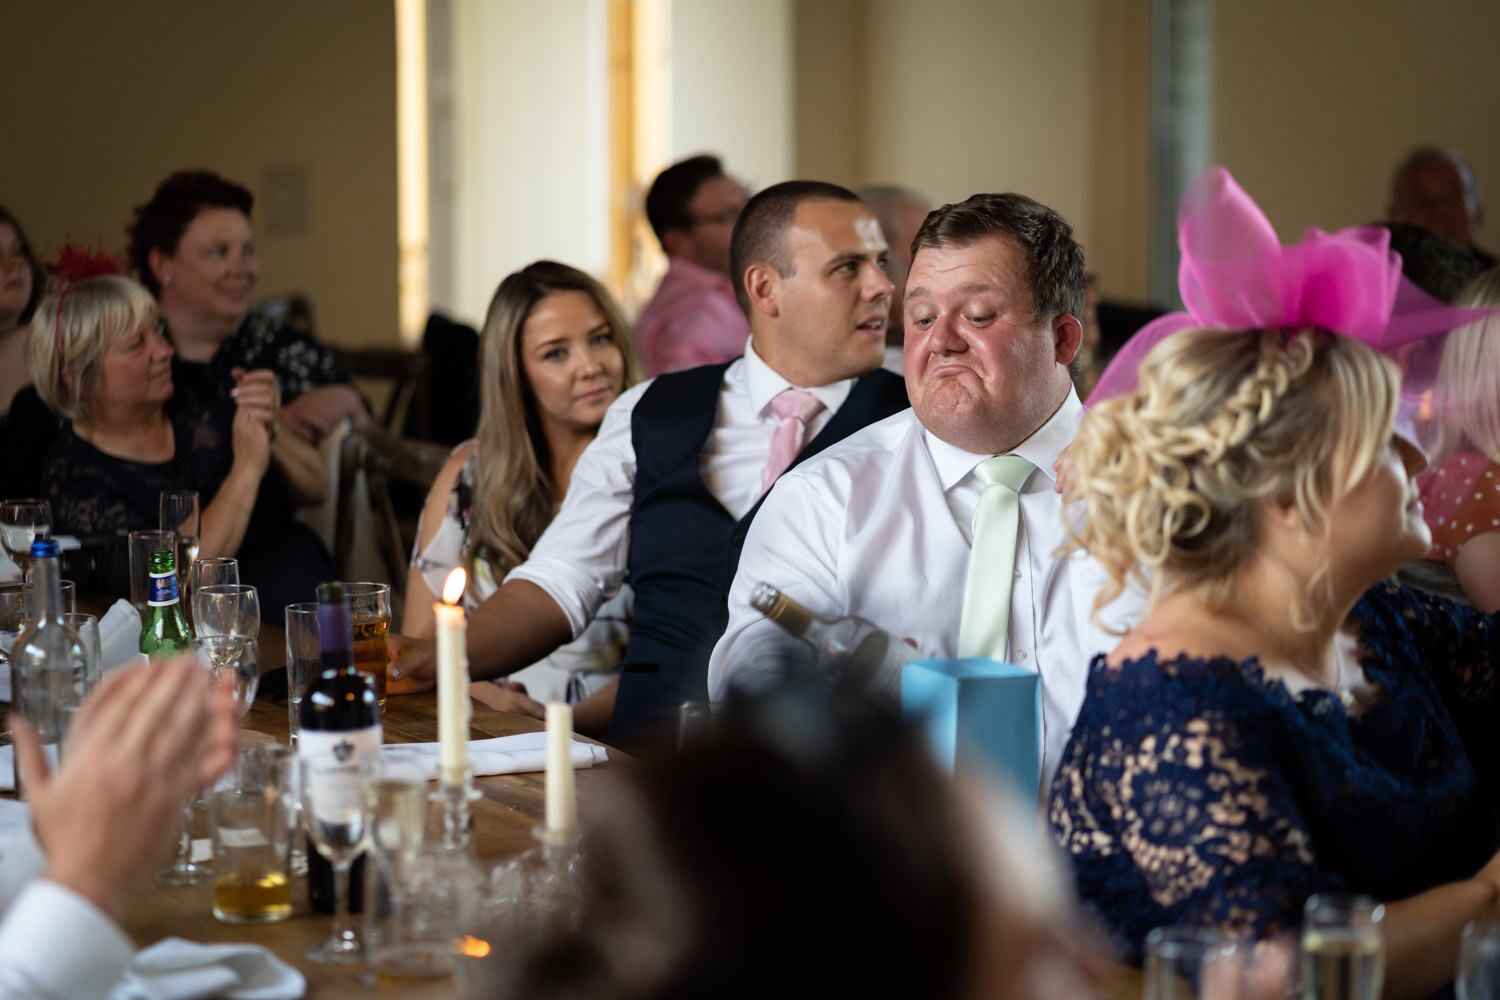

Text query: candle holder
(432, 770), (480, 852)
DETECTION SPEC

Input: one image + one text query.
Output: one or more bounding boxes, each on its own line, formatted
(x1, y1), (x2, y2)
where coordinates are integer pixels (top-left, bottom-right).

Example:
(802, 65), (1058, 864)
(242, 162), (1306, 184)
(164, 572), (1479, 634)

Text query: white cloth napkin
(108, 937), (305, 1000)
(399, 731), (608, 779)
(99, 599), (144, 673)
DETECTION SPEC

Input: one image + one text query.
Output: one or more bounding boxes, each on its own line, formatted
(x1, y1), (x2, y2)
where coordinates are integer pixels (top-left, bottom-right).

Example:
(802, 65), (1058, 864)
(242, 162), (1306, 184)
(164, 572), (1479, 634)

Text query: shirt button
(1014, 569), (1023, 579)
(1017, 650), (1029, 661)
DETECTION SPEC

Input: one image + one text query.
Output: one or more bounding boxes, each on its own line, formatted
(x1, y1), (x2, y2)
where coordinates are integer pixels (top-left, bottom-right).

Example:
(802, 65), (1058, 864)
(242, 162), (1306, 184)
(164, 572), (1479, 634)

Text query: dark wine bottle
(299, 581), (382, 914)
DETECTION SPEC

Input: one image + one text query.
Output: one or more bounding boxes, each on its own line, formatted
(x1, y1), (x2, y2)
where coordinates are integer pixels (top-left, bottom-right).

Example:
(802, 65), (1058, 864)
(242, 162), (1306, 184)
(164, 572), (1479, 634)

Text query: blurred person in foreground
(1388, 146), (1496, 270)
(390, 181), (908, 755)
(856, 184), (931, 374)
(476, 678), (1096, 1000)
(633, 155), (751, 376)
(0, 658), (237, 998)
(404, 261), (641, 717)
(1051, 168), (1500, 999)
(27, 274), (335, 617)
(127, 169), (366, 442)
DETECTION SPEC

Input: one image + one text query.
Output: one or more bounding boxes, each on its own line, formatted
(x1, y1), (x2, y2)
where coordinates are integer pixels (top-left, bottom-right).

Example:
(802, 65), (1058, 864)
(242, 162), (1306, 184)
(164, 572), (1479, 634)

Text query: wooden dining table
(116, 621), (627, 999)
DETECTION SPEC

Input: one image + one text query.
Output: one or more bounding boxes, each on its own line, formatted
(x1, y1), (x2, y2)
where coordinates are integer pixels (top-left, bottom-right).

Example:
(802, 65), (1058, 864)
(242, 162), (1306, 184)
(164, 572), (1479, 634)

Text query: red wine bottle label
(298, 725), (381, 824)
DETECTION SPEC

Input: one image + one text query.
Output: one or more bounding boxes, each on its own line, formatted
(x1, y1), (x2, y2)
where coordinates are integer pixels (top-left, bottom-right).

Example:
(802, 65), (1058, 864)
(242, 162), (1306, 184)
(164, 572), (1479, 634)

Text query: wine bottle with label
(140, 548), (194, 659)
(300, 581), (381, 914)
(11, 539), (87, 799)
(750, 583), (916, 696)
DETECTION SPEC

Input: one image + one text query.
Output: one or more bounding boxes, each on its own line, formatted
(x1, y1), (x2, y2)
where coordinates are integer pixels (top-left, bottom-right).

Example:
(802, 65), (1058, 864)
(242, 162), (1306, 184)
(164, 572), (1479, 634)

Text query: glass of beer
(212, 744), (294, 924)
(346, 582), (391, 708)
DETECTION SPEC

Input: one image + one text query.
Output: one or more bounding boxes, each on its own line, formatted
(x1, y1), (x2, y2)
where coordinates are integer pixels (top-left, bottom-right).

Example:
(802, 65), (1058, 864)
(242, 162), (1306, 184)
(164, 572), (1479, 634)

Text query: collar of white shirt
(740, 336), (856, 419)
(925, 389), (1084, 492)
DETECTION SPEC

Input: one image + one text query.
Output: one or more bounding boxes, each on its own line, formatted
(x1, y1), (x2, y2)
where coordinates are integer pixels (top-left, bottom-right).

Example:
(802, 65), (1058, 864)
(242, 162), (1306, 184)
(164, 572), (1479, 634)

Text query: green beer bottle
(140, 548), (194, 658)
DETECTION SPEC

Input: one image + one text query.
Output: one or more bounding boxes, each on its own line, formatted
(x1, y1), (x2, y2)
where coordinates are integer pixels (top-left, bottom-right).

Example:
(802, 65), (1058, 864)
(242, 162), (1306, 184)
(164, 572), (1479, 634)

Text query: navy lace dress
(1049, 583), (1500, 974)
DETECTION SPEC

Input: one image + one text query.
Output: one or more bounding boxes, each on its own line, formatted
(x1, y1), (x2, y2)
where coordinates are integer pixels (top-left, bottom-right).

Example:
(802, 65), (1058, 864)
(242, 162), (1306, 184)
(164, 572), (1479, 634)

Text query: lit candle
(435, 568), (470, 786)
(545, 701), (576, 835)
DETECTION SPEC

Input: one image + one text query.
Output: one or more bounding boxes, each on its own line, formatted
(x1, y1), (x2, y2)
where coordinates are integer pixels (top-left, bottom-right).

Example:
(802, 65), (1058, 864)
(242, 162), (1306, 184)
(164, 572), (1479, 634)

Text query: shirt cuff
(0, 880), (134, 997)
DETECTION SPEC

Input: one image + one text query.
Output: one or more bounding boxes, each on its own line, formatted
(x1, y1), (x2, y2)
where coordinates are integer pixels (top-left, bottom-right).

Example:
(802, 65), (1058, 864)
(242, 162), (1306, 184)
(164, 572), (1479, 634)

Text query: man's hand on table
(14, 657), (238, 923)
(387, 633), (436, 693)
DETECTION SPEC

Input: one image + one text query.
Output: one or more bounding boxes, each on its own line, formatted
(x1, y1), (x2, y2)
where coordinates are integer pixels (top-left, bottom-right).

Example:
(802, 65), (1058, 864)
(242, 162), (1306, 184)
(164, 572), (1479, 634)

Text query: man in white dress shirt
(710, 192), (1138, 788)
(391, 181), (910, 754)
(0, 658), (237, 998)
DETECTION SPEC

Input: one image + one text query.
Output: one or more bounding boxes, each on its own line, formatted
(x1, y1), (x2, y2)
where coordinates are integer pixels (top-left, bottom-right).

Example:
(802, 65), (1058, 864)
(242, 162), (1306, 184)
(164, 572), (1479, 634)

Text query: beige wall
(1215, 0), (1500, 245)
(793, 0), (1152, 302)
(1, 1), (398, 348)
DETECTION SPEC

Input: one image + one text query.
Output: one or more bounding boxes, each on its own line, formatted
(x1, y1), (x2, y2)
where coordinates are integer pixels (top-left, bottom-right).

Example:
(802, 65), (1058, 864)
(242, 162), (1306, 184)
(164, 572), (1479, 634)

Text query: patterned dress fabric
(1422, 453), (1500, 563)
(164, 311), (350, 407)
(1049, 583), (1499, 981)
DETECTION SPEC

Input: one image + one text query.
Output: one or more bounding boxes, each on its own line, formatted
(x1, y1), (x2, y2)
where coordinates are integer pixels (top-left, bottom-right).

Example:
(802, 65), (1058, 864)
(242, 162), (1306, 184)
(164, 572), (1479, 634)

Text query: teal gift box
(901, 658), (1040, 799)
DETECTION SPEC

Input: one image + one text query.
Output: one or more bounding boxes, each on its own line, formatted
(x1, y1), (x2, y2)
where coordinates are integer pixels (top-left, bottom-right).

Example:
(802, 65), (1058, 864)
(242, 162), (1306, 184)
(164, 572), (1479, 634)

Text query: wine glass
(199, 635), (260, 716)
(301, 752), (376, 964)
(1143, 926), (1243, 1000)
(193, 584), (260, 644)
(0, 500), (51, 582)
(160, 491), (201, 602)
(1457, 919), (1500, 999)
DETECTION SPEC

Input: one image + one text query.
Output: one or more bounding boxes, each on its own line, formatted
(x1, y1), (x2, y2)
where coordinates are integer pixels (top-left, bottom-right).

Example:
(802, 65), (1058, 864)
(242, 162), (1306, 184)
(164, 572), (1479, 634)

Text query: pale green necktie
(957, 454), (1034, 661)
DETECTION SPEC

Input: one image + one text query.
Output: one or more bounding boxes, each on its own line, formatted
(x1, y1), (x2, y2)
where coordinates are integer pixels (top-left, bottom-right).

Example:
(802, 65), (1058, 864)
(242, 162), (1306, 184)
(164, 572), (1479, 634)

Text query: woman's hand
(468, 680), (545, 719)
(231, 403), (272, 477)
(230, 367), (281, 431)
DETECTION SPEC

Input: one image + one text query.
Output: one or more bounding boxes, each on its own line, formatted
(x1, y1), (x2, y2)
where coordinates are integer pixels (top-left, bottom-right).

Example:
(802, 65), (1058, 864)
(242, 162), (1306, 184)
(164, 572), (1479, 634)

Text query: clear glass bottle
(139, 548), (194, 658)
(749, 583), (915, 694)
(11, 539), (87, 798)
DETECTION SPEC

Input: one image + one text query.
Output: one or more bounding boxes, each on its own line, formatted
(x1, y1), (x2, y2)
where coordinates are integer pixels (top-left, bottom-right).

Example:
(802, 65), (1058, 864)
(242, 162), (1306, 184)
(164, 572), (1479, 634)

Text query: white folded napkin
(398, 731), (608, 779)
(99, 599), (144, 673)
(108, 937), (305, 1000)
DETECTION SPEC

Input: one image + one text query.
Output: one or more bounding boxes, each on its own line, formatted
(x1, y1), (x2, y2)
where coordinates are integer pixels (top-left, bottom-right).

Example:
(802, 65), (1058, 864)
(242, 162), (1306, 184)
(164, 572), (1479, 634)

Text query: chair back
(334, 429), (451, 594)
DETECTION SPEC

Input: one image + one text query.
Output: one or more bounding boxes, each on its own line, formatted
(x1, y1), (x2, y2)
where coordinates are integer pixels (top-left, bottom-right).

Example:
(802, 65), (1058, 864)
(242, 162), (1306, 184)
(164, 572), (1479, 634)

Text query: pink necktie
(761, 389), (825, 492)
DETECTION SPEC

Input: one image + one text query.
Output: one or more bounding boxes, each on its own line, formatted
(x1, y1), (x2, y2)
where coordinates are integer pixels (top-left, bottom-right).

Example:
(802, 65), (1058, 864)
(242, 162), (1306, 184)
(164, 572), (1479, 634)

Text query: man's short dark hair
(728, 180), (862, 314)
(127, 170), (255, 296)
(644, 155), (725, 246)
(912, 193), (1086, 323)
(1392, 146), (1484, 223)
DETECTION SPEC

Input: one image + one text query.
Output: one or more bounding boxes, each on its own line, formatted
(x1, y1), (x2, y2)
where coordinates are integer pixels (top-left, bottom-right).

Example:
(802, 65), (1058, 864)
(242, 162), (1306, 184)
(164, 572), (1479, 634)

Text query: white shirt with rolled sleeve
(0, 812), (133, 998)
(505, 339), (852, 637)
(709, 390), (1140, 791)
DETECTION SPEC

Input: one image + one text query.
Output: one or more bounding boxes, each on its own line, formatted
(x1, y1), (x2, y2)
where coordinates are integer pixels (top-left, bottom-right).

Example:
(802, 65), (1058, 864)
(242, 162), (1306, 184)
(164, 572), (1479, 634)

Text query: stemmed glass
(190, 558), (239, 630)
(301, 753), (376, 964)
(194, 584), (260, 646)
(0, 500), (51, 582)
(199, 635), (260, 717)
(159, 491), (200, 603)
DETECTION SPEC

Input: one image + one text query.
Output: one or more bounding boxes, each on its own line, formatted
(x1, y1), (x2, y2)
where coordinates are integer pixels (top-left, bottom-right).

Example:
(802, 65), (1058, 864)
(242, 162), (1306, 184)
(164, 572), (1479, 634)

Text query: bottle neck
(754, 586), (817, 638)
(30, 554), (62, 624)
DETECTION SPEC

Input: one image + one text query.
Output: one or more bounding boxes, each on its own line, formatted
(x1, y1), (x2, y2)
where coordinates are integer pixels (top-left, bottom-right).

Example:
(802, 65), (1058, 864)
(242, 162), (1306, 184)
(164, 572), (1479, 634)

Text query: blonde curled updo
(1065, 327), (1400, 621)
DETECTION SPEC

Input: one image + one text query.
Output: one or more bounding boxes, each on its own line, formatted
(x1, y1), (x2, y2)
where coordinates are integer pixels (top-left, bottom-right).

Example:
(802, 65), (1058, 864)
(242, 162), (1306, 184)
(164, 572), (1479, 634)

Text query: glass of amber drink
(347, 582), (392, 707)
(212, 744), (294, 924)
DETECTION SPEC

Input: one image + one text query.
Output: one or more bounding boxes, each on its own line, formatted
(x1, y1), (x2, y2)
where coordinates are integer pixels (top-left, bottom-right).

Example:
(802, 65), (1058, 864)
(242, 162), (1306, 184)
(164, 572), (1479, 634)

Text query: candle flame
(442, 567), (467, 605)
(454, 935), (491, 958)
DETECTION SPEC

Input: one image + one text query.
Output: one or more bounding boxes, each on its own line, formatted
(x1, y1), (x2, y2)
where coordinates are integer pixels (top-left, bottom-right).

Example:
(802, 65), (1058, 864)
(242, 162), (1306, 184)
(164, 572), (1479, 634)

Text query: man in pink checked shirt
(635, 155), (752, 375)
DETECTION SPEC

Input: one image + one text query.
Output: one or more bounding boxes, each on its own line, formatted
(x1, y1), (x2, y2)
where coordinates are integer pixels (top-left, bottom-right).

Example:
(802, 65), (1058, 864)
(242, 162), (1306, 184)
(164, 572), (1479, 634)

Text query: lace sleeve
(1051, 661), (1320, 960)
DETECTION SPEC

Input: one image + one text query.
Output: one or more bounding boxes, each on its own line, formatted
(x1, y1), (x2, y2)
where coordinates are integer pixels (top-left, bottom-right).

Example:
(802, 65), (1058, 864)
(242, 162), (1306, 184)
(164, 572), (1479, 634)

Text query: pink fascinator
(1086, 167), (1492, 456)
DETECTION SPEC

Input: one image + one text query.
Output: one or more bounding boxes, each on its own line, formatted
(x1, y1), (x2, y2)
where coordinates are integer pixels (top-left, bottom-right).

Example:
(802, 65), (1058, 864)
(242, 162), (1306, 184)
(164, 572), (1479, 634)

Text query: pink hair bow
(1087, 166), (1492, 406)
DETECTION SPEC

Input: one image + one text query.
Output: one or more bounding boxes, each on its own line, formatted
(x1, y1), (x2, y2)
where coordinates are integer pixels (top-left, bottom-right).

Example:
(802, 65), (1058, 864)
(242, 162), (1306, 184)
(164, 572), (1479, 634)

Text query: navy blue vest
(608, 362), (909, 754)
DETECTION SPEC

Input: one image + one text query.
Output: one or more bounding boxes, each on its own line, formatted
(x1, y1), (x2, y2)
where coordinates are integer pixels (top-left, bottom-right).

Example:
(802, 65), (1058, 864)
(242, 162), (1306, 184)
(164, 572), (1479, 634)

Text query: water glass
(198, 635), (260, 716)
(0, 500), (50, 582)
(346, 582), (391, 707)
(194, 584), (260, 643)
(364, 753), (446, 980)
(1144, 926), (1242, 1000)
(0, 582), (26, 666)
(60, 613), (101, 694)
(1300, 894), (1385, 1000)
(189, 556), (237, 628)
(1458, 919), (1500, 999)
(212, 744), (294, 924)
(129, 529), (177, 614)
(284, 603), (319, 747)
(24, 579), (76, 621)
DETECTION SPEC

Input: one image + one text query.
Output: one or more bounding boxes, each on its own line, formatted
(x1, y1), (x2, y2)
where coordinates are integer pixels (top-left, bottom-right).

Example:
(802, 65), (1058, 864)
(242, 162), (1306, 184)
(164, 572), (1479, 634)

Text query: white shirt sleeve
(0, 880), (133, 998)
(708, 466), (847, 699)
(505, 381), (651, 639)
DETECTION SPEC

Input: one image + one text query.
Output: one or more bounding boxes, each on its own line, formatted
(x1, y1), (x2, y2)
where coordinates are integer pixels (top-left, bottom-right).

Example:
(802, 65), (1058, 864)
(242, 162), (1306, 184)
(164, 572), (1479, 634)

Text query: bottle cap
(29, 539), (59, 559)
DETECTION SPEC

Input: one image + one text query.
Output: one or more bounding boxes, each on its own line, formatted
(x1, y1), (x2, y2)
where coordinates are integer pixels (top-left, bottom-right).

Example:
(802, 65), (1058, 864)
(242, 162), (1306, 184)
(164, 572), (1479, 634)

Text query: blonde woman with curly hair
(402, 261), (641, 718)
(1053, 169), (1500, 1000)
